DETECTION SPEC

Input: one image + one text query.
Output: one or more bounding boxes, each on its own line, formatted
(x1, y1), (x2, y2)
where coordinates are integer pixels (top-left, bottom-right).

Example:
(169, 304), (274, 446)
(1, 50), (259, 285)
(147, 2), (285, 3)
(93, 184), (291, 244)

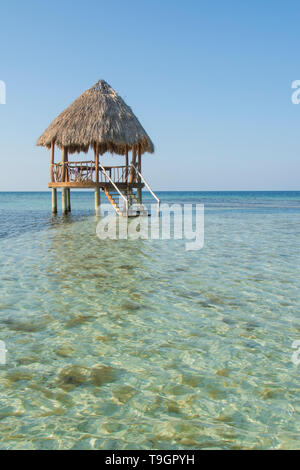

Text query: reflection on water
(0, 191), (299, 449)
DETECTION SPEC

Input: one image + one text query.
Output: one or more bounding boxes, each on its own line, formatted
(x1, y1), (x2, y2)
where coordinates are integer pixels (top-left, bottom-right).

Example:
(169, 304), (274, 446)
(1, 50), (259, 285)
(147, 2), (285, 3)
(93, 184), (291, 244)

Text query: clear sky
(1, 0), (300, 191)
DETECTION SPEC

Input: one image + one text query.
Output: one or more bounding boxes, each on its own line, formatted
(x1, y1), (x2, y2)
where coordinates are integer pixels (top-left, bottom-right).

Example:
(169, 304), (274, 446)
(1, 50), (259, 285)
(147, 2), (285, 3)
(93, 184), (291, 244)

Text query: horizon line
(0, 190), (300, 193)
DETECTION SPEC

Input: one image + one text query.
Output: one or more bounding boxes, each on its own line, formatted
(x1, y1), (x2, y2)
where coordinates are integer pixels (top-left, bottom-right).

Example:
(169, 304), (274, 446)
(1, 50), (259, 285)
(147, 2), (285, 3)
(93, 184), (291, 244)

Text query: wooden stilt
(137, 188), (142, 204)
(67, 188), (71, 212)
(62, 188), (67, 214)
(95, 187), (100, 215)
(52, 188), (57, 213)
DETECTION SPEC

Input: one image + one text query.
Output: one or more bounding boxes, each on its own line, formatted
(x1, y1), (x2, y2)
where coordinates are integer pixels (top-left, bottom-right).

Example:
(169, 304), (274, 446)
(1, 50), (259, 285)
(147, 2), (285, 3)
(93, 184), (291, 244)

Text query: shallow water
(0, 191), (299, 449)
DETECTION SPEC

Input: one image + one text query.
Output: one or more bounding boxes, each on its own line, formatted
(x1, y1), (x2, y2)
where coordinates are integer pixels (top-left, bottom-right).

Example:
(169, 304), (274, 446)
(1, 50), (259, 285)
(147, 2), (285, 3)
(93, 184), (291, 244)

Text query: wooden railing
(98, 165), (128, 183)
(52, 163), (63, 182)
(69, 161), (95, 182)
(52, 162), (130, 184)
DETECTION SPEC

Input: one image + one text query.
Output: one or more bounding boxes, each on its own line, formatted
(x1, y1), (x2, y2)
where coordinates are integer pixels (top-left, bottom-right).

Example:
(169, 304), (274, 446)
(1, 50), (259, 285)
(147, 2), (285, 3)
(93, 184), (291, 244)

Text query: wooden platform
(48, 182), (145, 189)
(48, 162), (153, 215)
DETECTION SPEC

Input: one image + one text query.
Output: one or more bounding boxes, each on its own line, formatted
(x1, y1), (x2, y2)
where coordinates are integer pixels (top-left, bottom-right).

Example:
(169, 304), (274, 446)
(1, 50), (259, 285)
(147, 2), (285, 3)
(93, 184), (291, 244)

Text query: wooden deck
(48, 181), (144, 189)
(49, 160), (159, 216)
(49, 161), (144, 190)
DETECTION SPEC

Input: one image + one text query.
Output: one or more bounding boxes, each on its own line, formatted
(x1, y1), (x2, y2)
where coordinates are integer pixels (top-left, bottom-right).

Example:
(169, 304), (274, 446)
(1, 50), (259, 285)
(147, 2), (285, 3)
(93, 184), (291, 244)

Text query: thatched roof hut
(39, 80), (158, 216)
(37, 79), (154, 155)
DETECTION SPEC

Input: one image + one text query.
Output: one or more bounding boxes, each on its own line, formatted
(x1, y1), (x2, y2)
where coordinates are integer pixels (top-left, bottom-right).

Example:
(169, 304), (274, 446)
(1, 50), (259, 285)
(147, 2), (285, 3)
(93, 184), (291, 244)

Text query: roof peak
(90, 79), (115, 95)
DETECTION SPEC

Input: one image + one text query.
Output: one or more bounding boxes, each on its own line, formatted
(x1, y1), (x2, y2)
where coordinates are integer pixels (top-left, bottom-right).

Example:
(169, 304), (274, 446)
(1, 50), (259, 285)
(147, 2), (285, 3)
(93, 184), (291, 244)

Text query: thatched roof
(36, 80), (154, 155)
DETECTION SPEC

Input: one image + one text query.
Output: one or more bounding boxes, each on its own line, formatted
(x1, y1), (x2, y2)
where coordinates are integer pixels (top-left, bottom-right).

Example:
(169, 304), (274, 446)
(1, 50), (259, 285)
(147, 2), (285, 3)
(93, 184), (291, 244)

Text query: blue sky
(0, 0), (300, 190)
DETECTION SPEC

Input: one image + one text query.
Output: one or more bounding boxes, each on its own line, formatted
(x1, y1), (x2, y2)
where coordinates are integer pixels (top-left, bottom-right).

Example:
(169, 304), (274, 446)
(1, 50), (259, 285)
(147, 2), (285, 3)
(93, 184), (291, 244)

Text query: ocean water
(0, 191), (299, 450)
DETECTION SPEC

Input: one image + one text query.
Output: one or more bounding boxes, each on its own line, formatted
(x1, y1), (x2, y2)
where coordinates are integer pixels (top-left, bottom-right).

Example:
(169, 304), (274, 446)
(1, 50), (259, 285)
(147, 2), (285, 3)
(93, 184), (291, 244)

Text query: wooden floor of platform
(48, 182), (145, 189)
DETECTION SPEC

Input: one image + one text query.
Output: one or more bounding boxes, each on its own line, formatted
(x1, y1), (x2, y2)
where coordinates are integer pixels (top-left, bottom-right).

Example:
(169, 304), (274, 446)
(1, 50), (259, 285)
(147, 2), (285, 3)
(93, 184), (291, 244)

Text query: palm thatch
(36, 80), (154, 155)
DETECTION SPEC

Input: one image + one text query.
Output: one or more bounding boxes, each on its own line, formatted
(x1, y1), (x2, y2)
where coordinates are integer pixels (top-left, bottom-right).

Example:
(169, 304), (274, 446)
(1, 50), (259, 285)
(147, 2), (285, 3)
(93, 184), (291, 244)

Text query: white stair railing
(131, 165), (160, 215)
(99, 164), (128, 216)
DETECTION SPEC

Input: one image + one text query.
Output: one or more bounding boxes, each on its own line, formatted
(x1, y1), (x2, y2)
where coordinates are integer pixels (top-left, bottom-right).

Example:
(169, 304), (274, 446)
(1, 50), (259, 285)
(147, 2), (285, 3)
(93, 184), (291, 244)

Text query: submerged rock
(6, 368), (34, 383)
(65, 314), (94, 328)
(112, 385), (136, 404)
(17, 354), (39, 365)
(56, 345), (75, 357)
(90, 366), (116, 387)
(56, 365), (90, 391)
(120, 301), (141, 312)
(5, 320), (46, 332)
(56, 364), (118, 391)
(216, 368), (230, 377)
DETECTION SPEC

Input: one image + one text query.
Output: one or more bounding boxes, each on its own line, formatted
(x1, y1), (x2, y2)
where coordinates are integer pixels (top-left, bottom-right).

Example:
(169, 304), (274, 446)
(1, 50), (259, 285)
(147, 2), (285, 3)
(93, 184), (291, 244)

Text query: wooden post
(137, 143), (142, 203)
(65, 148), (69, 182)
(50, 142), (55, 182)
(94, 187), (100, 215)
(67, 188), (71, 212)
(62, 188), (67, 214)
(62, 147), (67, 182)
(94, 144), (99, 183)
(129, 146), (137, 183)
(52, 188), (57, 213)
(125, 146), (128, 182)
(138, 143), (142, 179)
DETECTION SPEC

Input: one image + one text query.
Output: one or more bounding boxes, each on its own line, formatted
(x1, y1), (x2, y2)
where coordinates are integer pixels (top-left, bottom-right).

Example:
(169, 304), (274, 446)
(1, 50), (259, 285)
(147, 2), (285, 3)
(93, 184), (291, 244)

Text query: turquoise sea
(0, 191), (299, 449)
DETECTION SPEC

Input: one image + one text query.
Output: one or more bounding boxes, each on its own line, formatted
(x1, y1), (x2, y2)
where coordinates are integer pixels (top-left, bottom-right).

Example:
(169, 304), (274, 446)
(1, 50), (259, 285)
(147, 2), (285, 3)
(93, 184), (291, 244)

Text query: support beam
(129, 146), (137, 183)
(65, 148), (69, 182)
(94, 187), (100, 215)
(52, 188), (57, 213)
(125, 146), (128, 182)
(67, 188), (71, 212)
(61, 147), (69, 182)
(50, 141), (55, 182)
(94, 143), (99, 183)
(136, 144), (142, 203)
(137, 187), (142, 204)
(62, 188), (67, 214)
(61, 148), (65, 182)
(137, 143), (142, 182)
